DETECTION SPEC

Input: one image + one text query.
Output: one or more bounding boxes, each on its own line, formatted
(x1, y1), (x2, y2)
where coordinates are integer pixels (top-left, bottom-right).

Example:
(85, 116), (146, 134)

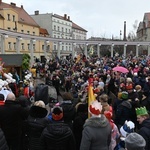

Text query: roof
(0, 2), (39, 27)
(53, 14), (72, 22)
(40, 28), (49, 36)
(72, 22), (87, 32)
(0, 54), (23, 66)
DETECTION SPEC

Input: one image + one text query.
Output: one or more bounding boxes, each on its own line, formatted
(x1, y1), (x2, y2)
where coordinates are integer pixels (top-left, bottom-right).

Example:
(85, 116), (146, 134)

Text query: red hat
(52, 106), (63, 121)
(126, 84), (133, 90)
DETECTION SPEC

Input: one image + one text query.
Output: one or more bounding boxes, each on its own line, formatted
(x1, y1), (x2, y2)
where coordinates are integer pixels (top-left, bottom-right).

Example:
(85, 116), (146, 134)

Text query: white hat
(8, 73), (13, 77)
(120, 120), (135, 140)
(89, 100), (102, 117)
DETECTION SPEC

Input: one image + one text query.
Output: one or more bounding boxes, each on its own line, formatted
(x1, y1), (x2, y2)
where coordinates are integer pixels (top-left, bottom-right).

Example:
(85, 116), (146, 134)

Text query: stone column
(72, 43), (76, 58)
(30, 39), (36, 67)
(97, 44), (101, 57)
(1, 34), (8, 54)
(57, 42), (61, 59)
(111, 44), (114, 57)
(136, 44), (139, 57)
(16, 37), (22, 54)
(84, 44), (88, 58)
(44, 40), (49, 59)
(148, 45), (150, 56)
(124, 43), (127, 57)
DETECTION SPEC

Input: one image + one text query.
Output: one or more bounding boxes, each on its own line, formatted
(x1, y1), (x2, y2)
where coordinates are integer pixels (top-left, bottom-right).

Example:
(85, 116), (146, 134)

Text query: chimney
(0, 0), (2, 4)
(123, 21), (127, 41)
(21, 5), (23, 9)
(64, 14), (67, 20)
(68, 16), (70, 21)
(35, 10), (39, 15)
(10, 2), (16, 6)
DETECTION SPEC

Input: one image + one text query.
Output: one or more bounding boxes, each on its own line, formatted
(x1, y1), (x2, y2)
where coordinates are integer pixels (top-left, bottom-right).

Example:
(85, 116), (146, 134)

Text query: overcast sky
(3, 0), (150, 38)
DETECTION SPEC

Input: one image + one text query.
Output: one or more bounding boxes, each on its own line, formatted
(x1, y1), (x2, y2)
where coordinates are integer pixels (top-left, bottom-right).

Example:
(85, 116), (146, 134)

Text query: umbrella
(112, 66), (129, 73)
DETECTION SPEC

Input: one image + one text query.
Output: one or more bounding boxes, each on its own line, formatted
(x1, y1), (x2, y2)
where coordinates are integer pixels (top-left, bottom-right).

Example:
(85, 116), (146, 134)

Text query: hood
(29, 106), (48, 118)
(84, 115), (109, 128)
(46, 122), (72, 140)
(121, 100), (132, 109)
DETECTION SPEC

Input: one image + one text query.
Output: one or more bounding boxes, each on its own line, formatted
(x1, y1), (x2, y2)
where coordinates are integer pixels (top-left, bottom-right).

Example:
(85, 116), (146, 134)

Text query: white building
(31, 11), (87, 56)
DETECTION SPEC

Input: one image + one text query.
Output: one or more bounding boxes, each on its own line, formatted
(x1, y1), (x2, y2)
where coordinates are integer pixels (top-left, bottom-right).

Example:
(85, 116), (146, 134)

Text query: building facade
(0, 0), (51, 60)
(31, 12), (87, 57)
(137, 12), (150, 55)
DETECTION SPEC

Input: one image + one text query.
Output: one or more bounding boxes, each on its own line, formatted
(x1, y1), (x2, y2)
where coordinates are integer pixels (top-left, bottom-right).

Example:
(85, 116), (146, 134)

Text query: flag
(88, 84), (95, 118)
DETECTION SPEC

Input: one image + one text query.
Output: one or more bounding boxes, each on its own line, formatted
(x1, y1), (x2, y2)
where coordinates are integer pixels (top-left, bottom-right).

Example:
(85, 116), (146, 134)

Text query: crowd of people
(0, 53), (150, 150)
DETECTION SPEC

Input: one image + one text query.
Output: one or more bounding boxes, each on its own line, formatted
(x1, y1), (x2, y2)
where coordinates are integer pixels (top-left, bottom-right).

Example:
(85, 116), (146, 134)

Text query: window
(7, 27), (11, 30)
(33, 44), (35, 51)
(54, 45), (56, 50)
(66, 46), (68, 51)
(27, 44), (30, 50)
(42, 45), (44, 50)
(62, 27), (64, 32)
(54, 25), (56, 30)
(58, 26), (59, 31)
(33, 32), (35, 35)
(62, 46), (64, 51)
(21, 30), (24, 33)
(47, 45), (50, 52)
(13, 42), (16, 50)
(7, 14), (10, 21)
(8, 42), (11, 50)
(12, 15), (15, 22)
(66, 28), (67, 33)
(21, 43), (24, 50)
(27, 31), (30, 34)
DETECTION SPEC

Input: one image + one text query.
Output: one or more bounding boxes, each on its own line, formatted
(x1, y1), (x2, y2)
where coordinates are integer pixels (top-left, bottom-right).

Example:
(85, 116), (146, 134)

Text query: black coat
(26, 106), (50, 150)
(60, 100), (76, 130)
(40, 121), (76, 150)
(0, 128), (9, 150)
(138, 118), (150, 150)
(0, 100), (28, 140)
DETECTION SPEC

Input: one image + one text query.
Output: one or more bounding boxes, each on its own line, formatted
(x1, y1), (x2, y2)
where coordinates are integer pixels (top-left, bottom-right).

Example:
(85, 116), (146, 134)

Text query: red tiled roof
(40, 28), (49, 36)
(0, 1), (39, 27)
(72, 22), (87, 32)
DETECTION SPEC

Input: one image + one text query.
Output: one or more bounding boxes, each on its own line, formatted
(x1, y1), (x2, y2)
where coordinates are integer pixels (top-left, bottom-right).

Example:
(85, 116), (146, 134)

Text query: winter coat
(40, 121), (76, 150)
(60, 100), (76, 130)
(115, 100), (132, 127)
(138, 118), (150, 150)
(0, 100), (28, 140)
(26, 106), (50, 150)
(80, 115), (111, 150)
(0, 128), (9, 150)
(73, 112), (88, 150)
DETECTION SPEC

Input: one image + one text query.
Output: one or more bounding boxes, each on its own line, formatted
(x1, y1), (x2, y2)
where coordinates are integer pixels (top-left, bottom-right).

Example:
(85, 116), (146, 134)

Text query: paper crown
(136, 107), (148, 116)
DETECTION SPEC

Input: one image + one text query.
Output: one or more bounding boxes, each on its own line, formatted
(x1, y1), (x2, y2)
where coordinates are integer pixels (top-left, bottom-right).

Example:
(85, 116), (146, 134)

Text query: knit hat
(120, 120), (135, 140)
(125, 133), (146, 150)
(52, 106), (63, 121)
(89, 100), (102, 117)
(121, 91), (128, 100)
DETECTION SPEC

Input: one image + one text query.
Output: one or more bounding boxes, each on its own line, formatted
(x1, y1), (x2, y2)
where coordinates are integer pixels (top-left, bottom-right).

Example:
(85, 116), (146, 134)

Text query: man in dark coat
(40, 106), (76, 150)
(0, 93), (28, 150)
(136, 107), (150, 150)
(0, 128), (9, 150)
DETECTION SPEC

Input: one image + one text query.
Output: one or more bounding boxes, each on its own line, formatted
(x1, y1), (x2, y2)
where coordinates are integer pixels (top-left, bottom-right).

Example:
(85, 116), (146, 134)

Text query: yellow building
(0, 0), (52, 60)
